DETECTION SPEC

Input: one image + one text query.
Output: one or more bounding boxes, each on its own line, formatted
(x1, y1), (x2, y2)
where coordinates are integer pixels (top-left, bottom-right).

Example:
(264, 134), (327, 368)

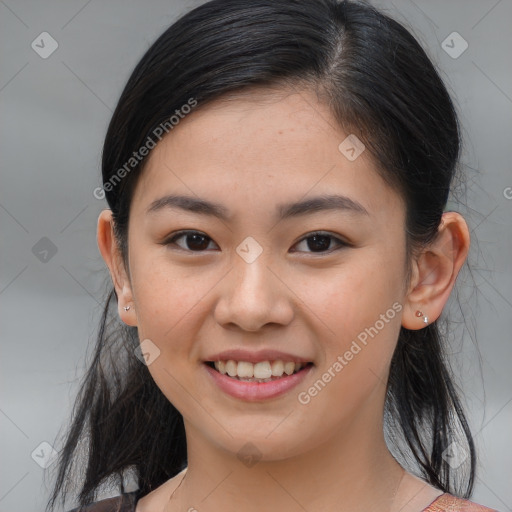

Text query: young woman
(46, 0), (498, 511)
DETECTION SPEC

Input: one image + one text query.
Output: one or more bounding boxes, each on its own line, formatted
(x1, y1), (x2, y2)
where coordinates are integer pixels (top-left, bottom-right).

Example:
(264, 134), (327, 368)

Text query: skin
(97, 87), (470, 512)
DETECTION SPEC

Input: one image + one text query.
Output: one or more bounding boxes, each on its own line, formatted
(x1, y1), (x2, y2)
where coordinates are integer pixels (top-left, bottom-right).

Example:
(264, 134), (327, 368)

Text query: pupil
(187, 234), (209, 251)
(308, 234), (330, 252)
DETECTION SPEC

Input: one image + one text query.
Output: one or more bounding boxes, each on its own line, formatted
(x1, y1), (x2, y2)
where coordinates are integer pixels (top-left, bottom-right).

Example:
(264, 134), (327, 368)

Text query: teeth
(217, 360), (227, 375)
(225, 360), (237, 377)
(271, 360), (284, 376)
(213, 359), (306, 379)
(284, 362), (295, 375)
(253, 361), (272, 379)
(237, 361), (254, 378)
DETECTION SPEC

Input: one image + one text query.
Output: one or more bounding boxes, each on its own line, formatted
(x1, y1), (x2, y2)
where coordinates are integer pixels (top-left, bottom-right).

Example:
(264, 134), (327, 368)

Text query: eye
(291, 231), (349, 254)
(163, 230), (218, 252)
(162, 230), (349, 254)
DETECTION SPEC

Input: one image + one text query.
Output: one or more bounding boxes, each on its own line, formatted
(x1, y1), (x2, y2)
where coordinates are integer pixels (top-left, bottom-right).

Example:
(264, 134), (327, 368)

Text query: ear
(402, 212), (470, 330)
(96, 209), (137, 326)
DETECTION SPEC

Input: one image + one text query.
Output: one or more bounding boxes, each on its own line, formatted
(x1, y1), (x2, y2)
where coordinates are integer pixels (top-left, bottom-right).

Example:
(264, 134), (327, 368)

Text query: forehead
(131, 88), (404, 223)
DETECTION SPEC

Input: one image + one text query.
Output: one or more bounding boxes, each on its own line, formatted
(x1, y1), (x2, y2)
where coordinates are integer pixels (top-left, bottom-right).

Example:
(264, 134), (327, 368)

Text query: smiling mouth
(204, 360), (314, 382)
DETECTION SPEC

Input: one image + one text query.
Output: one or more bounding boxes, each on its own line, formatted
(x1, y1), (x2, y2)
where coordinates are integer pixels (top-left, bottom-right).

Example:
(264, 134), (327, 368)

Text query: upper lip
(204, 349), (313, 364)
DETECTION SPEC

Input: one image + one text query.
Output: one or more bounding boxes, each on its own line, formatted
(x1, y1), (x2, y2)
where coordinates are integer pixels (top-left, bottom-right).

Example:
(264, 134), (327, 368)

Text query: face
(120, 88), (409, 461)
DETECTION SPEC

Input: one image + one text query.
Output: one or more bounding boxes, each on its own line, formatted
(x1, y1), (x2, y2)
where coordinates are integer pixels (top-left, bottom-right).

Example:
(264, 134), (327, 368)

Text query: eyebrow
(145, 193), (369, 221)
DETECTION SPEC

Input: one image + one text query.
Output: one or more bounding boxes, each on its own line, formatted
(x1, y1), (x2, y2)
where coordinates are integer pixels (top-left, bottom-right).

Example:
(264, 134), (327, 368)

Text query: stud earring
(123, 305), (131, 311)
(415, 310), (428, 324)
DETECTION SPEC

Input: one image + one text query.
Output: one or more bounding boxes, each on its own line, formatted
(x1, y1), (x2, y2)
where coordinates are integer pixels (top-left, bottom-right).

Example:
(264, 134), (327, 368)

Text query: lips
(201, 348), (315, 400)
(203, 361), (314, 401)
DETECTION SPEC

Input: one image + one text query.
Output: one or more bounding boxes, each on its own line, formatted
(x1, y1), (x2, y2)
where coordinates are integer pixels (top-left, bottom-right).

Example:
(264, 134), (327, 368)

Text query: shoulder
(424, 493), (500, 512)
(135, 467), (188, 511)
(65, 490), (140, 512)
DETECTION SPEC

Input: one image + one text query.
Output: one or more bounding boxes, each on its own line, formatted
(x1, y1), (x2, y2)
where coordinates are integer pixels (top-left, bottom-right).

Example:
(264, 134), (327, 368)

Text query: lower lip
(203, 363), (314, 402)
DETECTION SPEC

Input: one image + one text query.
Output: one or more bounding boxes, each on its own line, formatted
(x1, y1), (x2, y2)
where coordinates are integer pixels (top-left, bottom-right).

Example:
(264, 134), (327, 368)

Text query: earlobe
(401, 302), (431, 330)
(414, 309), (429, 325)
(401, 212), (470, 330)
(121, 302), (137, 326)
(96, 209), (137, 326)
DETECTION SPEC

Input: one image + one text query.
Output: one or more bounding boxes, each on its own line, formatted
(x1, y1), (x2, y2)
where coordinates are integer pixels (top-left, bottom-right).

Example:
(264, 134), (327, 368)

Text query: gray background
(1, 1), (511, 511)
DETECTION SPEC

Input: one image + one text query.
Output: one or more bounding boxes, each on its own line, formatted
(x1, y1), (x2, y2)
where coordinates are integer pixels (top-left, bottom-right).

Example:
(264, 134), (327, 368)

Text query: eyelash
(162, 230), (350, 255)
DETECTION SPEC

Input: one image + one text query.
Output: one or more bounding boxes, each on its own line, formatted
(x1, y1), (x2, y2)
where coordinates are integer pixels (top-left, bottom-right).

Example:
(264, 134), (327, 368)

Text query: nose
(213, 254), (294, 332)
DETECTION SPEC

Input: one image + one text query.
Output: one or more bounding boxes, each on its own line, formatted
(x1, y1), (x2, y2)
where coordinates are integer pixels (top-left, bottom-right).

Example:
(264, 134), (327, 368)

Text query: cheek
(295, 267), (403, 428)
(296, 255), (404, 422)
(130, 261), (213, 411)
(128, 259), (220, 398)
(301, 251), (404, 346)
(130, 251), (211, 332)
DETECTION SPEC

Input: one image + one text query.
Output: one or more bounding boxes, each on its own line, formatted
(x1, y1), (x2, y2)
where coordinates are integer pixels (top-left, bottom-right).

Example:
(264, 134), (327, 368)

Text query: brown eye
(165, 231), (217, 252)
(291, 232), (349, 254)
